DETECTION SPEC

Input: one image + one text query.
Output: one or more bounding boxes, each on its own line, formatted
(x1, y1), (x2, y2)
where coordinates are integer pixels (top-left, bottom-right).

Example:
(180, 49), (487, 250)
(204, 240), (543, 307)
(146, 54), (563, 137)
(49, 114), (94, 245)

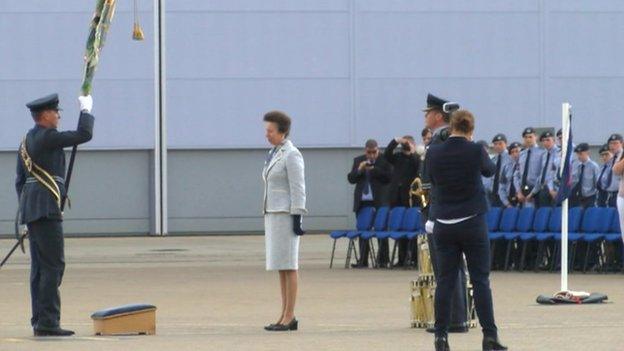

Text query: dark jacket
(347, 154), (392, 212)
(384, 139), (420, 207)
(426, 136), (496, 220)
(16, 112), (94, 224)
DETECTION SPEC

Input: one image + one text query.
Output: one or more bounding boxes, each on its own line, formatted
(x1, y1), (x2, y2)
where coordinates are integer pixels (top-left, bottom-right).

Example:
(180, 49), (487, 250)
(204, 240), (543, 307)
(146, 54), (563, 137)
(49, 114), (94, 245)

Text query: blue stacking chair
(360, 206), (390, 268)
(503, 207), (535, 271)
(376, 207), (406, 267)
(534, 207), (562, 270)
(517, 207), (551, 271)
(578, 207), (614, 272)
(329, 206), (375, 269)
(489, 207), (517, 241)
(602, 211), (623, 272)
(486, 207), (503, 269)
(550, 207), (584, 272)
(389, 207), (421, 268)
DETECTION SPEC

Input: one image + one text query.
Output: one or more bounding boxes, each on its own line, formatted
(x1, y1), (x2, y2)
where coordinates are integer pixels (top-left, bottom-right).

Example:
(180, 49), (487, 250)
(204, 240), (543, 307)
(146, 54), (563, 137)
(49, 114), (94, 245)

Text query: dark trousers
(427, 232), (468, 328)
(488, 193), (503, 208)
(535, 188), (554, 208)
(27, 219), (65, 329)
(570, 194), (596, 208)
(357, 238), (370, 266)
(433, 214), (497, 338)
(597, 190), (609, 207)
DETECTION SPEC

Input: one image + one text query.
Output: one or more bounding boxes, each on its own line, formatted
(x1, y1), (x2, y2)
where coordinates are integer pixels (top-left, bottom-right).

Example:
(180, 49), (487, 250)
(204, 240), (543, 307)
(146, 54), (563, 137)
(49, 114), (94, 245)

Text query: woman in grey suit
(262, 111), (307, 332)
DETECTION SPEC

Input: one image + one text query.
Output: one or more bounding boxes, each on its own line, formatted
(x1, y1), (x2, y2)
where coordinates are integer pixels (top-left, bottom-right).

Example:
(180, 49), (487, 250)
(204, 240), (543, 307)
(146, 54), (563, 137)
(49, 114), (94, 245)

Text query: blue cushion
(91, 304), (156, 319)
(360, 231), (376, 240)
(519, 232), (536, 241)
(330, 230), (347, 239)
(406, 231), (420, 240)
(376, 231), (391, 239)
(581, 234), (604, 242)
(389, 231), (408, 240)
(553, 232), (582, 241)
(536, 233), (554, 241)
(489, 232), (505, 240)
(605, 234), (622, 242)
(503, 232), (521, 240)
(346, 231), (362, 239)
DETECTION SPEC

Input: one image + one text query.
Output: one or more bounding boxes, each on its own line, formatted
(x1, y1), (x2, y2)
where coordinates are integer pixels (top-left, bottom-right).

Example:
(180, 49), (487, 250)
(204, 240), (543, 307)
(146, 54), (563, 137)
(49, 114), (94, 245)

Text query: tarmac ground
(0, 235), (623, 351)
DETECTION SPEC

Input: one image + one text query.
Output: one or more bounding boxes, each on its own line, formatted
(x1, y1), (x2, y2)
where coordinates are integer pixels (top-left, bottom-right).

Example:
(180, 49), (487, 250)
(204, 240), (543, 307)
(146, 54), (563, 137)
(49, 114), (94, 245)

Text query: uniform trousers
(27, 219), (65, 329)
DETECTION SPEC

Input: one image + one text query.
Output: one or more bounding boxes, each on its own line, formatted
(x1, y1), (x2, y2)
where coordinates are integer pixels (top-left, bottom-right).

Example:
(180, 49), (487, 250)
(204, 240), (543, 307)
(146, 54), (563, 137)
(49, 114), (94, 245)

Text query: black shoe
(435, 336), (450, 351)
(34, 327), (75, 337)
(426, 325), (469, 334)
(482, 336), (508, 351)
(264, 323), (279, 331)
(267, 318), (298, 331)
(351, 263), (367, 269)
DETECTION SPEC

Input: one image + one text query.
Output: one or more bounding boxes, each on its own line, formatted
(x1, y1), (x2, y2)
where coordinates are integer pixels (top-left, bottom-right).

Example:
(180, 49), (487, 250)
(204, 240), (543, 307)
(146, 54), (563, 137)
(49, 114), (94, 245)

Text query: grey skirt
(264, 213), (300, 271)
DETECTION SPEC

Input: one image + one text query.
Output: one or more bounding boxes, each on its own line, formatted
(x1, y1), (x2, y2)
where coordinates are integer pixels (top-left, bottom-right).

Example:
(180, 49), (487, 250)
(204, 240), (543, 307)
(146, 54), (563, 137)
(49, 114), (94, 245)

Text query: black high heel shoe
(267, 318), (298, 331)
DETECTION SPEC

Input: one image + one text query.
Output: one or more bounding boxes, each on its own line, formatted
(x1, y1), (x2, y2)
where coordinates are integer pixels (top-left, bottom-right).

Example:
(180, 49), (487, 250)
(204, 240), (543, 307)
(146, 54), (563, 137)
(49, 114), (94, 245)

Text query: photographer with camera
(384, 135), (420, 267)
(348, 139), (392, 268)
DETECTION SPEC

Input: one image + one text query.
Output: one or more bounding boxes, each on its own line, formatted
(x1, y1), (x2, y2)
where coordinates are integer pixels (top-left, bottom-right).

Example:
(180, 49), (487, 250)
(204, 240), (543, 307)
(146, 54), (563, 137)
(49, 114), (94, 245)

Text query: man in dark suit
(16, 94), (94, 336)
(348, 139), (392, 267)
(384, 136), (420, 266)
(420, 93), (470, 334)
(426, 109), (506, 351)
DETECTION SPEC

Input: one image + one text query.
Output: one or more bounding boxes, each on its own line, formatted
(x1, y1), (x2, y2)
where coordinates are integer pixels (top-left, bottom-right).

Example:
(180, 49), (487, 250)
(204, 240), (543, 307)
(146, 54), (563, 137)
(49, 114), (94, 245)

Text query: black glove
(292, 215), (305, 236)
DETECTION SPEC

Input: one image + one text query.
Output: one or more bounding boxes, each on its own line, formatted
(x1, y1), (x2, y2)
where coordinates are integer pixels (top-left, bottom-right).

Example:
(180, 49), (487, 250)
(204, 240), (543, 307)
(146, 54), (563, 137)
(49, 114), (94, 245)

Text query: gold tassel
(132, 23), (144, 41)
(132, 0), (144, 41)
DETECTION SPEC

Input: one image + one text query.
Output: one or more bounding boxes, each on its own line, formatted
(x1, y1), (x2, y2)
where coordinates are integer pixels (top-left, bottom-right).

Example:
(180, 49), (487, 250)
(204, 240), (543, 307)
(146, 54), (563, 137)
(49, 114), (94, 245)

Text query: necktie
(521, 148), (531, 188)
(597, 164), (608, 191)
(493, 154), (502, 194)
(540, 150), (551, 186)
(510, 163), (518, 197)
(575, 163), (585, 197)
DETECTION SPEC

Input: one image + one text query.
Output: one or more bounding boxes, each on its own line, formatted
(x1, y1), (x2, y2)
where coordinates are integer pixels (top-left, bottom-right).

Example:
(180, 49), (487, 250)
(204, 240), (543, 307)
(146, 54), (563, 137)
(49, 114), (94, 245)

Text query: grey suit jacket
(262, 140), (307, 215)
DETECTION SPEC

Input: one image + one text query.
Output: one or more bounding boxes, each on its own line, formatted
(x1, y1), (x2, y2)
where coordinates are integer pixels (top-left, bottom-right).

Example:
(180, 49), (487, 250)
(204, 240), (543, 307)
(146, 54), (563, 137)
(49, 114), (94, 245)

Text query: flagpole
(560, 102), (571, 292)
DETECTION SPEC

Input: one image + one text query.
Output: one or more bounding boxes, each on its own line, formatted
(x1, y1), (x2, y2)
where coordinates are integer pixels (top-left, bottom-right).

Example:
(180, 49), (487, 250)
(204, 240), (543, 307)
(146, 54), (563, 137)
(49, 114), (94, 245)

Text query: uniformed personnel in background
(532, 131), (560, 208)
(498, 142), (521, 208)
(603, 133), (624, 207)
(569, 143), (600, 208)
(514, 127), (544, 208)
(15, 93), (94, 336)
(486, 134), (511, 207)
(597, 143), (613, 207)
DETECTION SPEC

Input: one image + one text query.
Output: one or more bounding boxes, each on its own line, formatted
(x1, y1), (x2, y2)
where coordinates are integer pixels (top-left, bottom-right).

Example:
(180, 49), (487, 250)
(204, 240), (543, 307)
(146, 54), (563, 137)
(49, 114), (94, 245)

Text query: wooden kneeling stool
(91, 303), (157, 336)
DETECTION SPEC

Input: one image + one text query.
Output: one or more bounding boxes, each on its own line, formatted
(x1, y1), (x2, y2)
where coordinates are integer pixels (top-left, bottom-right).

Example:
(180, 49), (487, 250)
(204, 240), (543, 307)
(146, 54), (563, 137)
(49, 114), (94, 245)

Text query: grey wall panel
(356, 12), (540, 78)
(356, 0), (539, 12)
(167, 79), (351, 148)
(167, 149), (358, 233)
(0, 7), (155, 150)
(167, 12), (350, 78)
(0, 1), (153, 12)
(167, 0), (349, 12)
(0, 151), (151, 236)
(547, 12), (624, 77)
(546, 78), (624, 145)
(356, 79), (542, 145)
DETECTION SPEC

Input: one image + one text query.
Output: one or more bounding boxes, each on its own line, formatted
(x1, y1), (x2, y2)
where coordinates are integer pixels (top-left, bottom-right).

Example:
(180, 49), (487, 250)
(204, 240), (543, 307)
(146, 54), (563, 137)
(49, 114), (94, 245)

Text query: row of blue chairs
(328, 206), (423, 268)
(487, 206), (622, 272)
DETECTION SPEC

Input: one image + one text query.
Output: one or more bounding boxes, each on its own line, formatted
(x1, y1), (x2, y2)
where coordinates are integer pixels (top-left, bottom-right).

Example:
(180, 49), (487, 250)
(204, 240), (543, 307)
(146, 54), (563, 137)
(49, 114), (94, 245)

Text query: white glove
(79, 95), (93, 113)
(425, 220), (435, 234)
